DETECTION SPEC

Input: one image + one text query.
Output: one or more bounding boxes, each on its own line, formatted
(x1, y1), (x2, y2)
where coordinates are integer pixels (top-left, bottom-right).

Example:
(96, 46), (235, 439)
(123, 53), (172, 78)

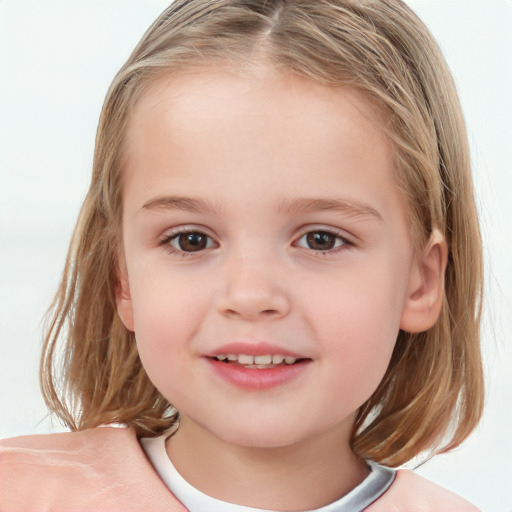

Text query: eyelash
(158, 227), (353, 256)
(294, 228), (353, 255)
(158, 228), (216, 257)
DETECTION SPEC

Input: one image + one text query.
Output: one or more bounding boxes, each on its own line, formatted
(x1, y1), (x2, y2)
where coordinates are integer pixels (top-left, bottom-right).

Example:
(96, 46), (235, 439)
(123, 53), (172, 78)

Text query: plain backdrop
(0, 1), (511, 510)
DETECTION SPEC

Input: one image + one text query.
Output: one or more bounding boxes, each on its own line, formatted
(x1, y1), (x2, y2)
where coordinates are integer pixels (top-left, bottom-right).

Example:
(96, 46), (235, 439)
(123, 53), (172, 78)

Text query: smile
(206, 352), (310, 390)
(214, 353), (299, 368)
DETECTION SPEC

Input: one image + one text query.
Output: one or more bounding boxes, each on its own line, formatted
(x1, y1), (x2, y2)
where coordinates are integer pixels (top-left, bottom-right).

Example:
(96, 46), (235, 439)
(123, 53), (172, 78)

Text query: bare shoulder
(365, 469), (480, 512)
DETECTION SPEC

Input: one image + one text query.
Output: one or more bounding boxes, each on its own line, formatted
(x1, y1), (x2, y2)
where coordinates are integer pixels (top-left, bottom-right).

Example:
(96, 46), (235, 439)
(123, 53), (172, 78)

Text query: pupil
(307, 232), (335, 250)
(179, 233), (206, 251)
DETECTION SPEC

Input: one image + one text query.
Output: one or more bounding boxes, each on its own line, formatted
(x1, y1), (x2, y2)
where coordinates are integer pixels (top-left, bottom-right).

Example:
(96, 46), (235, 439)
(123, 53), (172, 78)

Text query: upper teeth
(216, 354), (297, 365)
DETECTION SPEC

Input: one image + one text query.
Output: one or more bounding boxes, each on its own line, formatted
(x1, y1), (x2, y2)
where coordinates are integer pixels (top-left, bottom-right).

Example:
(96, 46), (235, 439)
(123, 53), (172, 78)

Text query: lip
(205, 357), (311, 390)
(204, 341), (306, 359)
(203, 341), (311, 390)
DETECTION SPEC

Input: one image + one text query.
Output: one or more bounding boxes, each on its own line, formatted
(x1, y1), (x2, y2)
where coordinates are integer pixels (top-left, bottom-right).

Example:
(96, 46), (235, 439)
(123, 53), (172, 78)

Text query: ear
(116, 251), (135, 332)
(400, 229), (448, 333)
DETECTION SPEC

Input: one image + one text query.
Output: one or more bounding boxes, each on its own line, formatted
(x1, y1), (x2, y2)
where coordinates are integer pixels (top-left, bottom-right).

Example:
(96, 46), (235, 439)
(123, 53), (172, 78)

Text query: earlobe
(116, 254), (135, 332)
(400, 229), (448, 333)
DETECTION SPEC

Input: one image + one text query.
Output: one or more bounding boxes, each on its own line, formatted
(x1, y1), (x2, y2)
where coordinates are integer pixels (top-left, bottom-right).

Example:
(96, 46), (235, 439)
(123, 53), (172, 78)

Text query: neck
(165, 416), (368, 511)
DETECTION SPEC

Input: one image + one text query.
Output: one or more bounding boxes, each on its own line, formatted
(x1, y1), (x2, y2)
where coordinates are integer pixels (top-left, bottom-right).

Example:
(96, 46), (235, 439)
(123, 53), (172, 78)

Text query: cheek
(319, 303), (398, 413)
(128, 275), (203, 385)
(306, 259), (407, 395)
(321, 295), (398, 381)
(129, 260), (200, 333)
(310, 255), (407, 338)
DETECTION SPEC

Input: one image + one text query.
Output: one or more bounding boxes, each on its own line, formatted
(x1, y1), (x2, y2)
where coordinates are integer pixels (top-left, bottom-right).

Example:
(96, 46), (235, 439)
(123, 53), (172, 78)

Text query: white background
(0, 1), (511, 510)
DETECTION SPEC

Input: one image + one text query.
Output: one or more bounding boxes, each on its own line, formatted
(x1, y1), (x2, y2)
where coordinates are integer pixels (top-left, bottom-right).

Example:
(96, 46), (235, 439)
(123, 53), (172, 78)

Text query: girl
(1, 0), (485, 510)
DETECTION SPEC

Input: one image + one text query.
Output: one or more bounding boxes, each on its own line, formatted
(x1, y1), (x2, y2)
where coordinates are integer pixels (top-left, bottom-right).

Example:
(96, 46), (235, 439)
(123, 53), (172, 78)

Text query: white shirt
(140, 433), (395, 512)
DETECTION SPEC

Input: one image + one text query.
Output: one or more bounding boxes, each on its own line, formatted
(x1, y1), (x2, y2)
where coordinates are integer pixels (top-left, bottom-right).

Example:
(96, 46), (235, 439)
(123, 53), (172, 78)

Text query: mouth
(210, 353), (307, 369)
(204, 342), (311, 389)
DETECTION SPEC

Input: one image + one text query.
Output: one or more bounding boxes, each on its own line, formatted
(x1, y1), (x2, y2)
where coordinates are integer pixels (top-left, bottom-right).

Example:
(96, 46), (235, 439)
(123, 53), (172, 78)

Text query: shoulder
(0, 426), (138, 480)
(0, 423), (134, 452)
(0, 426), (185, 511)
(365, 469), (480, 512)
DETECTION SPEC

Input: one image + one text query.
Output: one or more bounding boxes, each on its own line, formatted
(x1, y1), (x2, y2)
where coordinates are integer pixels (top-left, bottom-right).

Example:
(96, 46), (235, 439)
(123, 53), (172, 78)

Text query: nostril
(224, 308), (279, 319)
(218, 287), (291, 320)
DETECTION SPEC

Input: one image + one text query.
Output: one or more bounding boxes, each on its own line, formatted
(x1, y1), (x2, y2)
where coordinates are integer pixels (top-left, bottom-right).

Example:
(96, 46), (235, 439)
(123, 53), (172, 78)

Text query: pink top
(0, 426), (479, 511)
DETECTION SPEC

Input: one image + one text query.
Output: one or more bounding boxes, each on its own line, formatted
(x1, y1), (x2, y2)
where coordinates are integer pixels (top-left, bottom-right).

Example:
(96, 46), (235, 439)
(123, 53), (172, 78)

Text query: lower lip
(206, 358), (310, 390)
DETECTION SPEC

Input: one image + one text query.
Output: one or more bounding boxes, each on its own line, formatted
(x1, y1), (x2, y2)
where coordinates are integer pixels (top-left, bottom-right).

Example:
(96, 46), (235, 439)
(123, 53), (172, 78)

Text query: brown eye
(297, 231), (346, 251)
(306, 232), (335, 250)
(170, 232), (212, 252)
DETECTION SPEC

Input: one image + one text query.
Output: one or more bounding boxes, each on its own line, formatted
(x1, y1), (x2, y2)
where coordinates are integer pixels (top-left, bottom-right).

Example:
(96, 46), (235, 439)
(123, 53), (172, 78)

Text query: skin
(117, 66), (447, 510)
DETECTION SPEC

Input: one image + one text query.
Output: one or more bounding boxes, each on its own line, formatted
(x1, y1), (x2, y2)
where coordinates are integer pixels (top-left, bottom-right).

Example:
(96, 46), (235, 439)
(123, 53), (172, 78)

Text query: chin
(210, 417), (321, 450)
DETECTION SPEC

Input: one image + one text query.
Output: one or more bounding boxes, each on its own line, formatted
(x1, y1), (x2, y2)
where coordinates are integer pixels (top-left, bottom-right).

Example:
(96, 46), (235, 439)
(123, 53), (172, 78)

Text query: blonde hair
(41, 0), (483, 467)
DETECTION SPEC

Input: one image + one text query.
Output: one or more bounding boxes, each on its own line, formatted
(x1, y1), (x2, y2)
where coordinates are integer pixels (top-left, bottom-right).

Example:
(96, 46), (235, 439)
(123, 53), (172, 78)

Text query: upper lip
(204, 341), (307, 359)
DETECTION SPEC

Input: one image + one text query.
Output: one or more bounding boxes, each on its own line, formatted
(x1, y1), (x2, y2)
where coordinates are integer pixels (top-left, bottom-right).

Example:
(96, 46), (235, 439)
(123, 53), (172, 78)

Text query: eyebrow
(141, 194), (382, 221)
(278, 197), (383, 221)
(141, 195), (221, 214)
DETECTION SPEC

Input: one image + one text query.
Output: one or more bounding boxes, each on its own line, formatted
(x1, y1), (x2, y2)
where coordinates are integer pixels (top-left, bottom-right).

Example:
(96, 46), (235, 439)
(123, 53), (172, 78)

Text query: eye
(296, 230), (347, 251)
(165, 231), (215, 253)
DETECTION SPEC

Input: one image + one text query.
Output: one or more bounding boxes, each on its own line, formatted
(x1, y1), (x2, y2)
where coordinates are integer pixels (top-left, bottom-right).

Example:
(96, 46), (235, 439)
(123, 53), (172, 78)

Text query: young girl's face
(117, 66), (423, 451)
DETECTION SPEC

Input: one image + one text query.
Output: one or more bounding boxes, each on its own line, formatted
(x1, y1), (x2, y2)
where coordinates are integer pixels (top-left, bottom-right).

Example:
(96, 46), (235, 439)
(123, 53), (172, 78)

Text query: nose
(217, 255), (291, 321)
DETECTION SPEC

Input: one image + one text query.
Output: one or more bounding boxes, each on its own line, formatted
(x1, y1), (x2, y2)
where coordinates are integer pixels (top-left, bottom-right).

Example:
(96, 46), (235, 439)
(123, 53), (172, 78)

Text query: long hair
(41, 0), (483, 466)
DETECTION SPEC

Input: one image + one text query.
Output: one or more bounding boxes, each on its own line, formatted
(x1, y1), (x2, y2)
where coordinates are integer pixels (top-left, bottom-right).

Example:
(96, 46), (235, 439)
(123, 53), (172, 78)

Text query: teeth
(237, 354), (254, 365)
(254, 355), (272, 365)
(215, 353), (299, 365)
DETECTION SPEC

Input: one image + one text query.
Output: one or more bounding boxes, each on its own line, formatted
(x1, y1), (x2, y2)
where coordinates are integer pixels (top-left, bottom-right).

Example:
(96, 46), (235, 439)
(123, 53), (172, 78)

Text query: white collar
(140, 433), (395, 512)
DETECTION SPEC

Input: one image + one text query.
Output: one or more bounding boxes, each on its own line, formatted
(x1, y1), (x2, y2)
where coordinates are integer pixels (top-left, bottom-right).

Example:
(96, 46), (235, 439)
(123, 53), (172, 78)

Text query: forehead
(124, 65), (392, 167)
(129, 63), (388, 133)
(120, 66), (407, 228)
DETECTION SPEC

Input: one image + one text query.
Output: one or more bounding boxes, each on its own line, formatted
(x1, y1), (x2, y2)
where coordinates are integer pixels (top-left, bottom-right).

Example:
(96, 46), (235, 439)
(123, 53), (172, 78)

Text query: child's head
(41, 0), (483, 467)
